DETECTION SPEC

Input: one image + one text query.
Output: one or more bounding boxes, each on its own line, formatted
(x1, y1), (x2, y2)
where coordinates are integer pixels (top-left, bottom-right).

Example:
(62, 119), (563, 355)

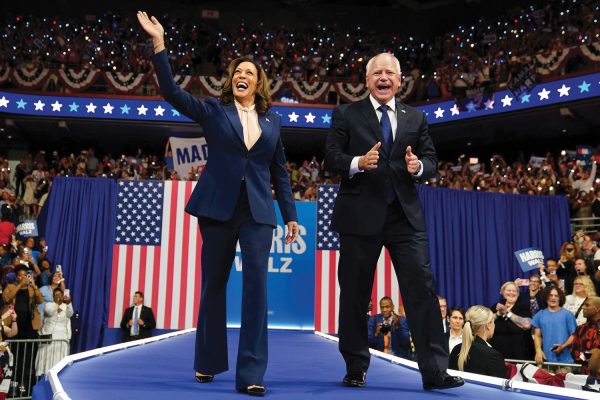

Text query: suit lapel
(359, 99), (388, 155)
(223, 104), (245, 145)
(255, 113), (273, 149)
(391, 100), (408, 155)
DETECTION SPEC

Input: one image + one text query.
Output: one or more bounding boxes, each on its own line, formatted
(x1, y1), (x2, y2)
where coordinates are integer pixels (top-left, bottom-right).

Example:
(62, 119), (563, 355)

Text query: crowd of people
(1, 145), (599, 223)
(367, 235), (600, 389)
(0, 231), (73, 398)
(1, 0), (599, 101)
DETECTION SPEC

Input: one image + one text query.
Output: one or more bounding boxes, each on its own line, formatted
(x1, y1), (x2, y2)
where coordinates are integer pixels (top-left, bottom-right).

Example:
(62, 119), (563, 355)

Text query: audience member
(367, 297), (411, 359)
(516, 273), (543, 316)
(566, 296), (600, 374)
(0, 307), (18, 400)
(438, 295), (450, 334)
(490, 281), (534, 361)
(35, 287), (73, 377)
(533, 286), (578, 366)
(564, 275), (597, 326)
(449, 305), (506, 379)
(120, 291), (156, 342)
(446, 307), (465, 354)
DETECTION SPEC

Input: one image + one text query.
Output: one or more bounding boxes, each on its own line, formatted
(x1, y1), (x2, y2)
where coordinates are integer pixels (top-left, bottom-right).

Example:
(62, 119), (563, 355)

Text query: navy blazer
(367, 313), (412, 359)
(152, 51), (297, 226)
(324, 98), (437, 234)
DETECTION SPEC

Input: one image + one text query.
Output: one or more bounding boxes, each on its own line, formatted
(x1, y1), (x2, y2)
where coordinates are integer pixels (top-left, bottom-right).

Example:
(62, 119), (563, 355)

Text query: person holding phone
(0, 306), (18, 400)
(38, 271), (66, 325)
(35, 287), (73, 377)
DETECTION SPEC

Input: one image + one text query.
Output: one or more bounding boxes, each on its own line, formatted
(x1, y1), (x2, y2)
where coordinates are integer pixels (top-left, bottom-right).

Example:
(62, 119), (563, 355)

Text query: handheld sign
(514, 247), (544, 272)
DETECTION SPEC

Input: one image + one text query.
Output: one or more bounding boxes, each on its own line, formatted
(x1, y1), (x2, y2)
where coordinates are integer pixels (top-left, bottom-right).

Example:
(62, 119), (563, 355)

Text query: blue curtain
(40, 177), (116, 352)
(418, 185), (572, 309)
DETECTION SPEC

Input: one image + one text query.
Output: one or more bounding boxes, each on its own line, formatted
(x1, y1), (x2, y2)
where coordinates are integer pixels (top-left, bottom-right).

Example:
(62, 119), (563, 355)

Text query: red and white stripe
(315, 248), (402, 334)
(108, 181), (203, 330)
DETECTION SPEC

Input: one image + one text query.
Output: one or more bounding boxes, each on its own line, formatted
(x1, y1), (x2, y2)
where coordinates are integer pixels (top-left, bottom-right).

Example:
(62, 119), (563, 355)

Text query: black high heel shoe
(194, 372), (214, 383)
(237, 385), (266, 396)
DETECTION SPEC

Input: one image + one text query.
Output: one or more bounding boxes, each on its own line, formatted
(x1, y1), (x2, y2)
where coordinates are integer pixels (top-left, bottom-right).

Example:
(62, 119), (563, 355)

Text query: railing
(570, 217), (600, 234)
(5, 338), (70, 400)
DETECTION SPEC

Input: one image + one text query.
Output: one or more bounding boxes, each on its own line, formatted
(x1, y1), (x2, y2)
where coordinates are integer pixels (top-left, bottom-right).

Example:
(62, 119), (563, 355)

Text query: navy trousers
(194, 183), (273, 388)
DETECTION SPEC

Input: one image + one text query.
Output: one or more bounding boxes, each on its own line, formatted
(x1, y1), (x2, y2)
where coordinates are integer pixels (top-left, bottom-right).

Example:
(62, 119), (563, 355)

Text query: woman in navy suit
(138, 11), (299, 396)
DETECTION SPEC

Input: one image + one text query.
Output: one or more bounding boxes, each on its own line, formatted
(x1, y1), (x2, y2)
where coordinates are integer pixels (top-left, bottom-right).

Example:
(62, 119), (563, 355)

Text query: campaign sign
(226, 201), (316, 329)
(514, 247), (544, 272)
(15, 220), (38, 238)
(169, 137), (208, 179)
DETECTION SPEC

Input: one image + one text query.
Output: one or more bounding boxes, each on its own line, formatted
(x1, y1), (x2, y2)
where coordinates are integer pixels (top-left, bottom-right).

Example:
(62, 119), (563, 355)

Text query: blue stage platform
(33, 329), (592, 400)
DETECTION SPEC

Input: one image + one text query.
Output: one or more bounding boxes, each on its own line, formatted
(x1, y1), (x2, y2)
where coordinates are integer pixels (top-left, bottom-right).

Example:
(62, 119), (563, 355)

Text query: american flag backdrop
(315, 185), (402, 334)
(108, 180), (202, 330)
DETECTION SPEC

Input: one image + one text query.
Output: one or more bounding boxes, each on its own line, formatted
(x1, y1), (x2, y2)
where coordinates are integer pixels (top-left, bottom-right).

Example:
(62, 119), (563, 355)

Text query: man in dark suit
(367, 296), (412, 359)
(120, 291), (156, 342)
(325, 53), (464, 391)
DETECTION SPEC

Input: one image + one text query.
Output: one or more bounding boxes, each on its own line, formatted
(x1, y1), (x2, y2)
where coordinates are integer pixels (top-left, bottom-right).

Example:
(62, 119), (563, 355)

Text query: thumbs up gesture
(358, 142), (382, 171)
(405, 146), (420, 175)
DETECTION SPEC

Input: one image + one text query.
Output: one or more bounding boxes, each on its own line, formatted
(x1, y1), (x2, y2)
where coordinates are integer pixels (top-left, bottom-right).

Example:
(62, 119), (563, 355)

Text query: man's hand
(285, 221), (299, 244)
(137, 11), (165, 52)
(391, 312), (400, 328)
(138, 318), (145, 326)
(375, 323), (382, 336)
(358, 142), (381, 171)
(405, 146), (420, 174)
(128, 319), (133, 327)
(535, 350), (546, 366)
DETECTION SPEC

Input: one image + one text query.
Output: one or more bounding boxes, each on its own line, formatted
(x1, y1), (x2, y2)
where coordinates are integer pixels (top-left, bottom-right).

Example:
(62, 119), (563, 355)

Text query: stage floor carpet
(33, 329), (582, 399)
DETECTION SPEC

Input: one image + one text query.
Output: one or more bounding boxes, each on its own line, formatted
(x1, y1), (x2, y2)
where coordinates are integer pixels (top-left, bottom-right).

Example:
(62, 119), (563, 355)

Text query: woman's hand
(136, 11), (165, 52)
(285, 221), (299, 244)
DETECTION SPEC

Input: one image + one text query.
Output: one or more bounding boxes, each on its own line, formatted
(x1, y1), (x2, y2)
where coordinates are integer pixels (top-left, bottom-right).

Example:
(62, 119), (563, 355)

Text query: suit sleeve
(393, 317), (411, 352)
(120, 308), (131, 331)
(324, 106), (355, 177)
(412, 111), (437, 180)
(150, 50), (209, 122)
(143, 307), (157, 330)
(487, 349), (508, 379)
(270, 116), (298, 223)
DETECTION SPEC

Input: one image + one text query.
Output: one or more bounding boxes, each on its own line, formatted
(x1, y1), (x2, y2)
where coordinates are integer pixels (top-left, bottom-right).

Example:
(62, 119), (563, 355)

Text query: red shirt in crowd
(0, 220), (14, 245)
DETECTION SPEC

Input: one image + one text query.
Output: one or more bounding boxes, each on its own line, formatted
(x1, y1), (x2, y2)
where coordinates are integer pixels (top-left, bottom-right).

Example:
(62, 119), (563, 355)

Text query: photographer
(367, 297), (411, 359)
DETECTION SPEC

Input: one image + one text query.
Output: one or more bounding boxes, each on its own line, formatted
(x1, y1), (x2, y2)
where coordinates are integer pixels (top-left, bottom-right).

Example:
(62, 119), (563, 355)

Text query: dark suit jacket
(120, 305), (156, 341)
(449, 336), (506, 379)
(152, 50), (297, 226)
(324, 98), (437, 234)
(367, 313), (412, 359)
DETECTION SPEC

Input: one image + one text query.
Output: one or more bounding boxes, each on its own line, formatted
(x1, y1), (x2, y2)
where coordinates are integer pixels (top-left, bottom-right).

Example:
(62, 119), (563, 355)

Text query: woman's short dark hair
(448, 306), (465, 320)
(540, 285), (566, 307)
(221, 57), (271, 114)
(53, 287), (64, 295)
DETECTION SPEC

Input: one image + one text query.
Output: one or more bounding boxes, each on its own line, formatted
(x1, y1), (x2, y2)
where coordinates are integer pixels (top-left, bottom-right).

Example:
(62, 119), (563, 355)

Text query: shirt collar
(234, 99), (256, 112)
(369, 95), (396, 113)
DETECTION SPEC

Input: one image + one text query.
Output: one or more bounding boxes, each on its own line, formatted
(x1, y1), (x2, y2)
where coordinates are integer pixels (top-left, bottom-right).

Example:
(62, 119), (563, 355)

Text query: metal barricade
(5, 338), (70, 400)
(570, 217), (600, 234)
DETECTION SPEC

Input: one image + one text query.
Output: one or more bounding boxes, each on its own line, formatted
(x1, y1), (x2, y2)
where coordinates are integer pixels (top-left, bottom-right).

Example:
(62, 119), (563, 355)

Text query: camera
(379, 323), (392, 335)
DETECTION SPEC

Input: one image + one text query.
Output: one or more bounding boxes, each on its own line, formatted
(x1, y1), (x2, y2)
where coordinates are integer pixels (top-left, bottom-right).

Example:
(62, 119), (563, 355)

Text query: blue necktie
(378, 105), (393, 151)
(133, 306), (139, 335)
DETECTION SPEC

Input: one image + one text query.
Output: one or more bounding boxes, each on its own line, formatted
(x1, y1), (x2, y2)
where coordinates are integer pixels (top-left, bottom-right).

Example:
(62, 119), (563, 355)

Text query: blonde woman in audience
(564, 275), (597, 326)
(449, 305), (506, 378)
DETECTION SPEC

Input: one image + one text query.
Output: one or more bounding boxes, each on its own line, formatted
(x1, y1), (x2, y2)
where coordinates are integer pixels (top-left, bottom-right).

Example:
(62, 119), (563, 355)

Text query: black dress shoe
(343, 371), (366, 387)
(236, 385), (266, 397)
(195, 372), (214, 383)
(422, 371), (465, 390)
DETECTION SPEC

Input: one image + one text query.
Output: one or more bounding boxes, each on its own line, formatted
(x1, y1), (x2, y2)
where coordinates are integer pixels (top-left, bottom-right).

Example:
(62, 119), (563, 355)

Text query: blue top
(532, 308), (577, 363)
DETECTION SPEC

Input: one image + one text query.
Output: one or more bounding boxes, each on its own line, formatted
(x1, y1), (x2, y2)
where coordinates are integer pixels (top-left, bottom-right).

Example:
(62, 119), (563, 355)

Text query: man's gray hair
(366, 53), (402, 76)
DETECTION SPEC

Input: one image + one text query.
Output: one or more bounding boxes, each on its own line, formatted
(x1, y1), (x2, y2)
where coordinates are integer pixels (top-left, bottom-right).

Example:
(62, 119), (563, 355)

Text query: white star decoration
(305, 112), (315, 123)
(288, 112), (299, 122)
(450, 104), (460, 116)
(434, 107), (445, 119)
(103, 103), (114, 114)
(0, 96), (9, 107)
(34, 100), (45, 111)
(137, 105), (148, 115)
(538, 88), (550, 100)
(500, 95), (513, 107)
(86, 102), (97, 113)
(154, 105), (165, 116)
(51, 101), (63, 112)
(557, 84), (570, 97)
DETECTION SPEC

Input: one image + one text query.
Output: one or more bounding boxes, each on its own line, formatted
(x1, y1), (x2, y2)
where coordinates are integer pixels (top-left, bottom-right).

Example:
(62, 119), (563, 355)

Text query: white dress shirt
(349, 95), (422, 177)
(234, 100), (262, 150)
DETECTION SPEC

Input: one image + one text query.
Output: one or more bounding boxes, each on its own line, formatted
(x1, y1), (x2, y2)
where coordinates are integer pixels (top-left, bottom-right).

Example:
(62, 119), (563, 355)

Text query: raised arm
(137, 11), (209, 122)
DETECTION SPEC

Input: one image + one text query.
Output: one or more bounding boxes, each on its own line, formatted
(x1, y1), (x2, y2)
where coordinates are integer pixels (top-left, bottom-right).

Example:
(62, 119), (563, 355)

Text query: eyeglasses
(574, 283), (584, 286)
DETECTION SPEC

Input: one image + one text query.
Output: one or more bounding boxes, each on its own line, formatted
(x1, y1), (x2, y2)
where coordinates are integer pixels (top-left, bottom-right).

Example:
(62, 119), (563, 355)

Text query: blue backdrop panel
(418, 185), (572, 309)
(226, 202), (316, 329)
(40, 177), (117, 352)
